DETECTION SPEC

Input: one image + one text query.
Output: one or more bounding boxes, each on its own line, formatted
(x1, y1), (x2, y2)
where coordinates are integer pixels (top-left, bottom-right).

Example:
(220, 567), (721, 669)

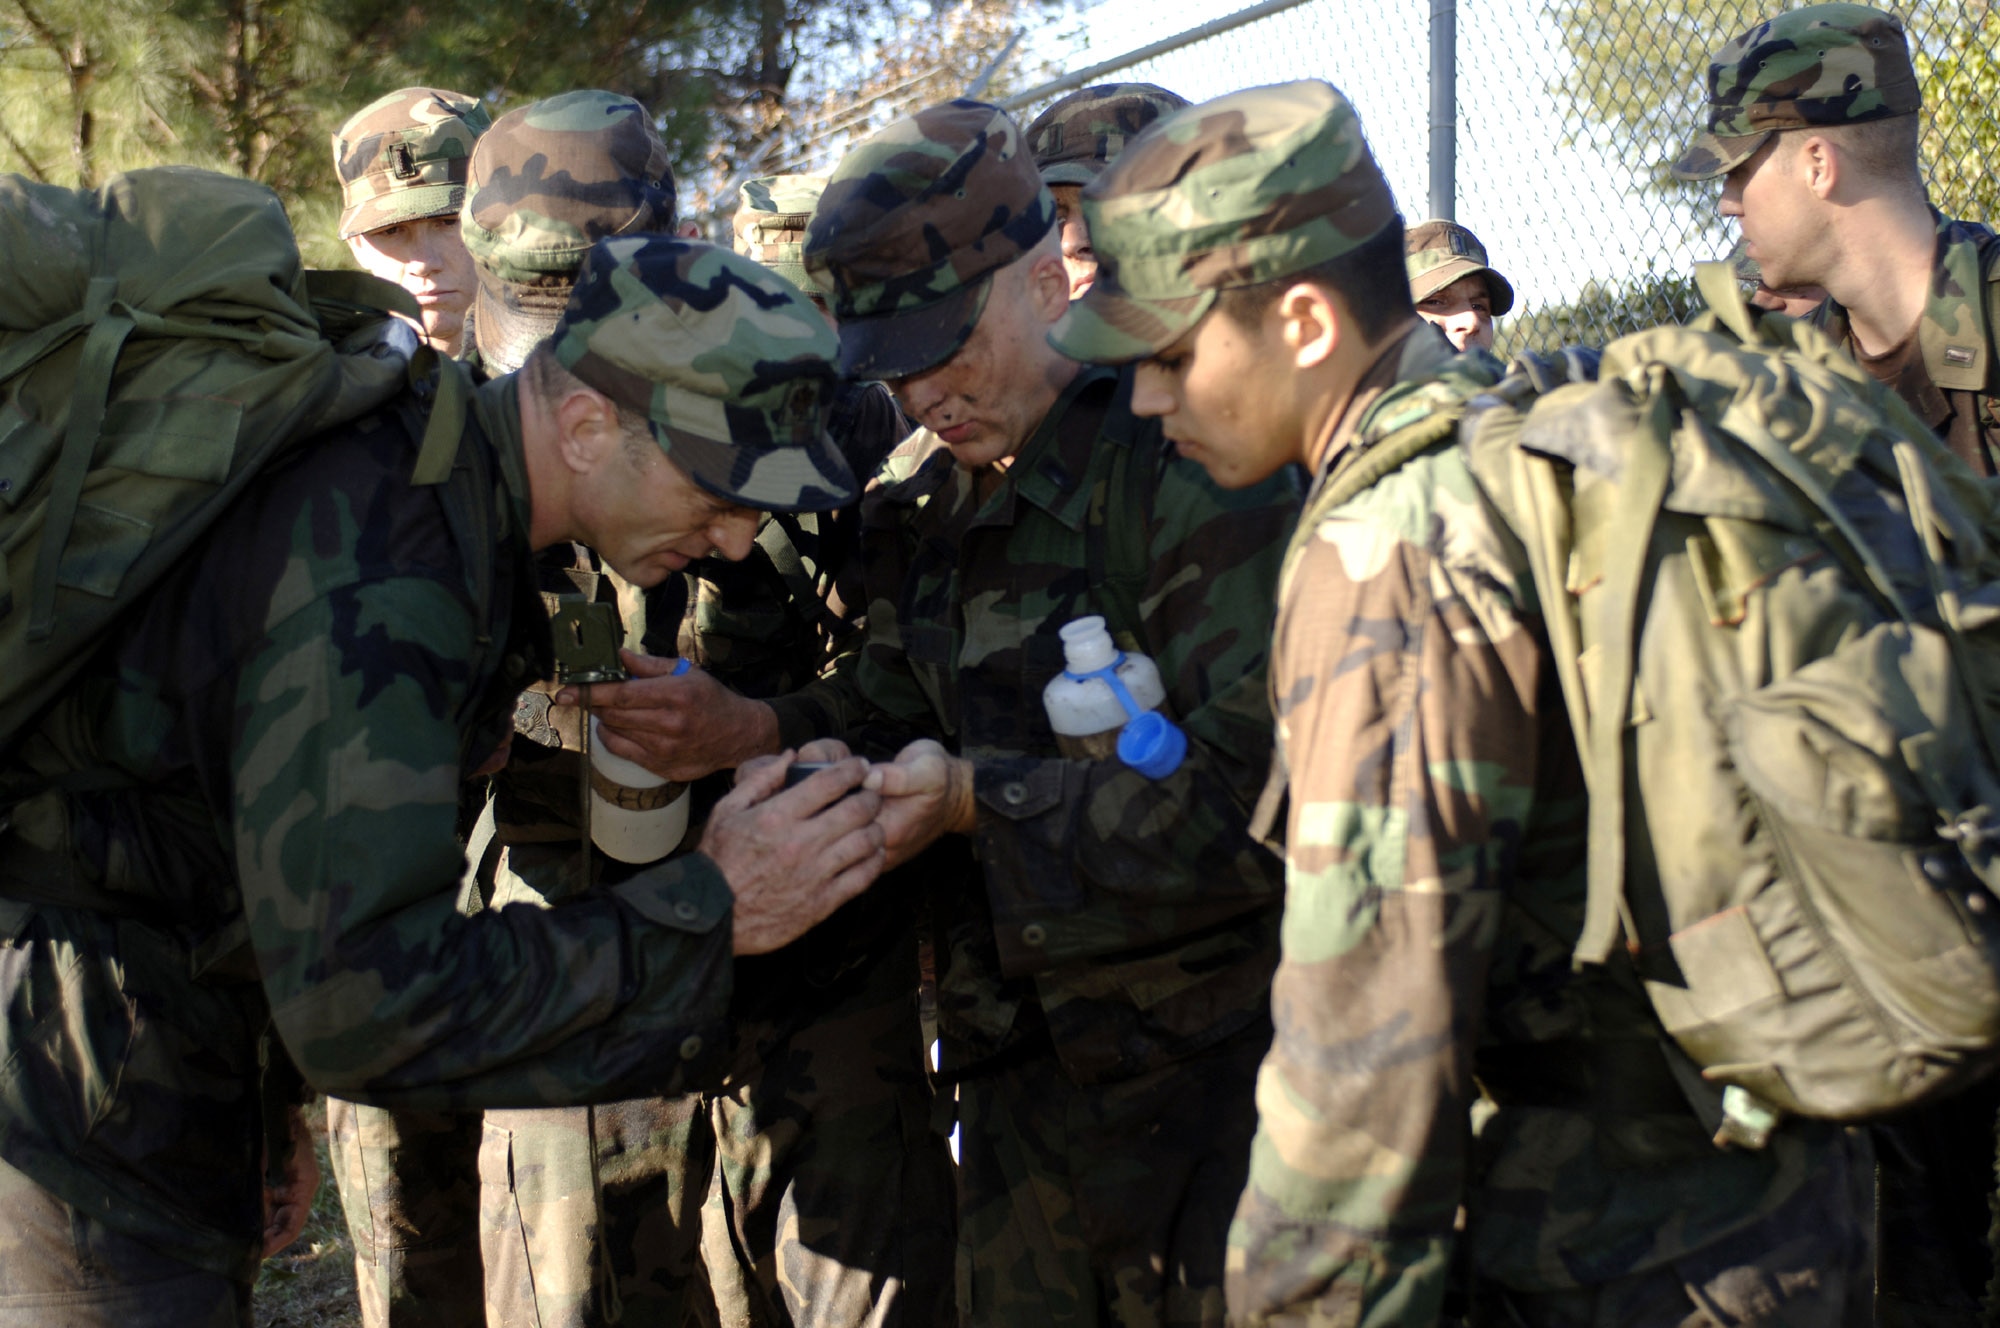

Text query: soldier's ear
(1276, 281), (1340, 372)
(552, 386), (623, 475)
(1797, 134), (1839, 200)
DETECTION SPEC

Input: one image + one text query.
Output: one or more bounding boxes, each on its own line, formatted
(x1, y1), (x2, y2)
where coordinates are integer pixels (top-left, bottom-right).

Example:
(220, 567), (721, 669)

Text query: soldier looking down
(330, 87), (489, 356)
(601, 97), (1299, 1327)
(0, 232), (880, 1328)
(1055, 78), (1872, 1327)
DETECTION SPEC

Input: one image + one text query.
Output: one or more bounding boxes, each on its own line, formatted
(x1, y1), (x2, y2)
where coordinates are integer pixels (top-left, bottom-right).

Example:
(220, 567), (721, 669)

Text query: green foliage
(0, 0), (1057, 269)
(1914, 3), (2000, 222)
(1496, 271), (1704, 357)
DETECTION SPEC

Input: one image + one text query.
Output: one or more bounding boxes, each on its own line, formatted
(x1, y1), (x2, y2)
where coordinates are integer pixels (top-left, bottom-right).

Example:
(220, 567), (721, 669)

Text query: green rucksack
(0, 166), (461, 755)
(1435, 264), (2000, 1136)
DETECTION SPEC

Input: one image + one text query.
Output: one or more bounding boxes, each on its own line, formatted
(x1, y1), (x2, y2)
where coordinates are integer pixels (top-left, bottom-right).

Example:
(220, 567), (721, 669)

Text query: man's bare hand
(559, 650), (781, 783)
(262, 1106), (319, 1258)
(863, 739), (978, 869)
(702, 753), (886, 955)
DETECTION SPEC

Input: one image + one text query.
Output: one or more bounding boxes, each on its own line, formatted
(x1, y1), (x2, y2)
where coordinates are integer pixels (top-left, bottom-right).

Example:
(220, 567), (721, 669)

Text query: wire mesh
(794, 0), (2000, 355)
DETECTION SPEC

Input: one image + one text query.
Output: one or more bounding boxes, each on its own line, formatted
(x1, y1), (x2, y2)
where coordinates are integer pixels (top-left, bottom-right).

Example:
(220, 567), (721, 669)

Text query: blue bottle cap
(1118, 711), (1186, 779)
(671, 657), (692, 676)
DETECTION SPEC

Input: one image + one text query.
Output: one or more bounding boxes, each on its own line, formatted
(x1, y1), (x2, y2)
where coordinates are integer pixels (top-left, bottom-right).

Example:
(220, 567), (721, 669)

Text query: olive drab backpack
(0, 166), (466, 755)
(1446, 262), (2000, 1139)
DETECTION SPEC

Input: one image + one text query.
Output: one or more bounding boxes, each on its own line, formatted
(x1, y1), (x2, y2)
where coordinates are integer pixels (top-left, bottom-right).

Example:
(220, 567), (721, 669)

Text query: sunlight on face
(346, 214), (476, 351)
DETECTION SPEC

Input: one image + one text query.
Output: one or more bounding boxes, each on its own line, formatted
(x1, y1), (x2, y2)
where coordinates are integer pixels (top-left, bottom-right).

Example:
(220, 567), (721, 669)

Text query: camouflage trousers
(1469, 1126), (1875, 1328)
(326, 1100), (486, 1327)
(951, 1025), (1267, 1328)
(479, 1095), (713, 1327)
(0, 1152), (248, 1327)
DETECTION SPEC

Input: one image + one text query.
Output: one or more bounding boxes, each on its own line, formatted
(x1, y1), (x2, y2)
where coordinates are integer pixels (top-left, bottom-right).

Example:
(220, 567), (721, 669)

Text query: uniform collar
(1310, 321), (1458, 479)
(1917, 218), (1994, 393)
(1009, 364), (1123, 532)
(1821, 215), (1994, 393)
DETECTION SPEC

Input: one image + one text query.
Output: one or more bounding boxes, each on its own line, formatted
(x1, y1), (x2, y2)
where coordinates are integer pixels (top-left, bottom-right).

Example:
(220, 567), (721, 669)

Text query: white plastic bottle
(587, 659), (692, 863)
(1041, 616), (1185, 776)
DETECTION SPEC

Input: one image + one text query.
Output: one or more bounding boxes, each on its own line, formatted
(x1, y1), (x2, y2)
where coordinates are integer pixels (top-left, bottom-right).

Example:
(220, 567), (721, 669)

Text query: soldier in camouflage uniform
(463, 120), (946, 1325)
(0, 232), (884, 1327)
(331, 87), (489, 356)
(1054, 79), (1873, 1327)
(1404, 218), (1512, 353)
(324, 85), (501, 1328)
(1673, 5), (2000, 475)
(1025, 83), (1188, 299)
(324, 89), (688, 1328)
(1675, 13), (2000, 1318)
(547, 171), (952, 1328)
(615, 98), (1298, 1326)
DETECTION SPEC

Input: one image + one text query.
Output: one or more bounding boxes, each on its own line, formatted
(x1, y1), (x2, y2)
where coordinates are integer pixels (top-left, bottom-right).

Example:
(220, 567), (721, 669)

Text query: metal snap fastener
(1002, 782), (1028, 806)
(679, 1035), (703, 1060)
(672, 899), (701, 923)
(1021, 923), (1046, 947)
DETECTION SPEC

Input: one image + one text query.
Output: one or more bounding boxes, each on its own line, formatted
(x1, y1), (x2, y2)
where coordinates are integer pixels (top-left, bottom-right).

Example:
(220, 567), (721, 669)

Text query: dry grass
(253, 1098), (363, 1328)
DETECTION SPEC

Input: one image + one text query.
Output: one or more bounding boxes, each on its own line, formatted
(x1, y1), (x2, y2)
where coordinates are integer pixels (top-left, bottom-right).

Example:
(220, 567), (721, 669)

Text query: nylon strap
(1694, 260), (1762, 346)
(1574, 375), (1675, 967)
(30, 278), (134, 642)
(411, 351), (470, 486)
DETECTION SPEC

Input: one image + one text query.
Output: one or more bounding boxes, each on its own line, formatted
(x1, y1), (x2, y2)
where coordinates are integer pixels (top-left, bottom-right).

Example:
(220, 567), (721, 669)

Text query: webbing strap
(1574, 376), (1675, 967)
(411, 351), (470, 486)
(29, 278), (134, 642)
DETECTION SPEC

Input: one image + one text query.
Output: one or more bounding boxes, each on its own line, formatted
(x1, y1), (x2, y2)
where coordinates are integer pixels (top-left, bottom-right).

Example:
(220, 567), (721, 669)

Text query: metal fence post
(1428, 0), (1456, 221)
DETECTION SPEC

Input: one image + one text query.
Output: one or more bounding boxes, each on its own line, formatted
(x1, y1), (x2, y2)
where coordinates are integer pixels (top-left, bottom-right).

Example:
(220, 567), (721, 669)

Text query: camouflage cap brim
(564, 341), (857, 513)
(1047, 272), (1213, 365)
(340, 182), (465, 241)
(1670, 128), (1770, 181)
(1411, 256), (1515, 316)
(652, 418), (856, 513)
(835, 276), (991, 380)
(474, 267), (573, 374)
(1040, 161), (1102, 186)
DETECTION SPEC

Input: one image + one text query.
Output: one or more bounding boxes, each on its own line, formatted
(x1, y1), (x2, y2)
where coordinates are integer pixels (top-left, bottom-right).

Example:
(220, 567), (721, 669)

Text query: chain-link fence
(792, 0), (1999, 355)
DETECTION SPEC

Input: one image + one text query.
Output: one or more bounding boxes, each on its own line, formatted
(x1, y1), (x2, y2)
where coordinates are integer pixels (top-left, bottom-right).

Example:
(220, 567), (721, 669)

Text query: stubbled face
(1130, 306), (1301, 490)
(1720, 135), (1823, 293)
(1416, 273), (1495, 352)
(572, 434), (760, 586)
(1050, 184), (1096, 298)
(346, 214), (476, 351)
(885, 255), (1070, 472)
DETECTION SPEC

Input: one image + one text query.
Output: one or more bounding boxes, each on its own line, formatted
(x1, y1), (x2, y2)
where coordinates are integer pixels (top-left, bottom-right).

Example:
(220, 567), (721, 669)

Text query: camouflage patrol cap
(332, 87), (490, 240)
(1025, 83), (1191, 185)
(1049, 79), (1398, 365)
(805, 100), (1056, 379)
(548, 236), (856, 513)
(463, 91), (679, 373)
(1405, 219), (1514, 315)
(733, 174), (827, 294)
(1671, 3), (1921, 181)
